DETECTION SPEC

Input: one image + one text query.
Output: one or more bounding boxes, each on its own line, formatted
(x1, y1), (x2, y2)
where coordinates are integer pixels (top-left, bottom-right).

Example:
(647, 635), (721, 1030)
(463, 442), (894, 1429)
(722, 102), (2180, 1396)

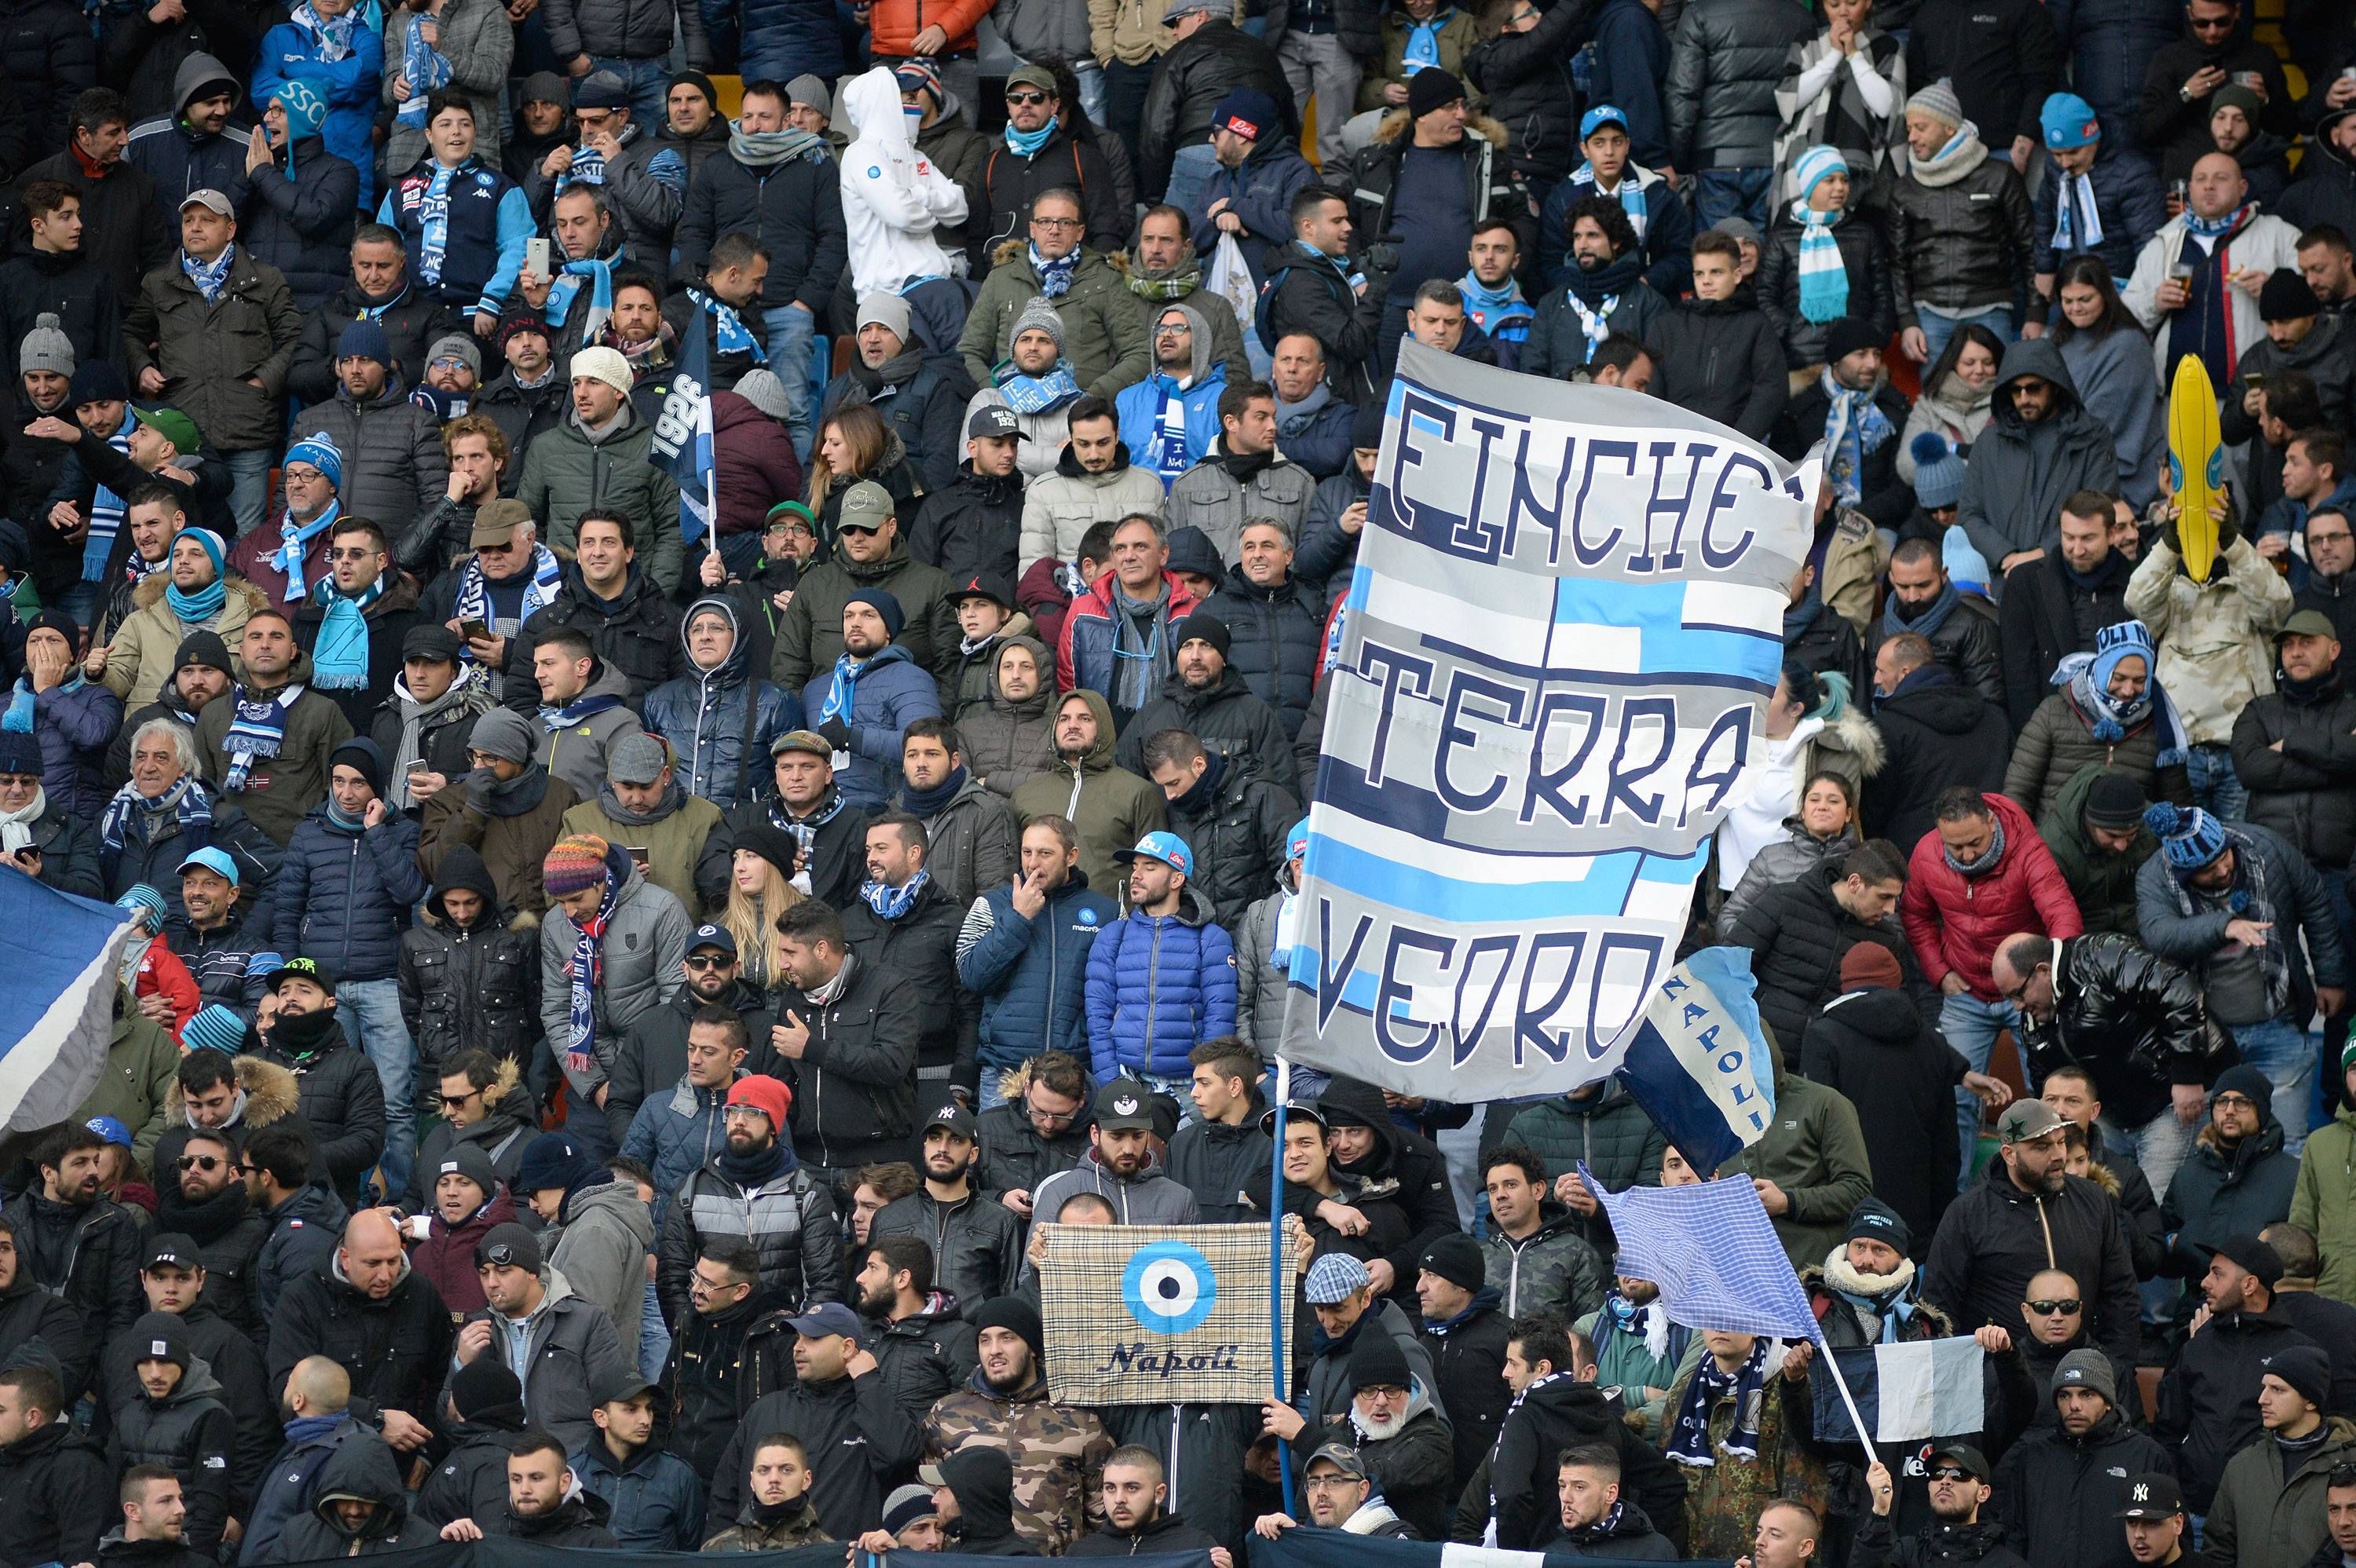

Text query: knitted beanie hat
(182, 1004), (247, 1057)
(1911, 433), (1966, 510)
(1011, 295), (1066, 354)
(20, 313), (73, 378)
(2144, 802), (2228, 872)
(1793, 144), (1849, 200)
(542, 834), (611, 897)
(1907, 80), (1964, 131)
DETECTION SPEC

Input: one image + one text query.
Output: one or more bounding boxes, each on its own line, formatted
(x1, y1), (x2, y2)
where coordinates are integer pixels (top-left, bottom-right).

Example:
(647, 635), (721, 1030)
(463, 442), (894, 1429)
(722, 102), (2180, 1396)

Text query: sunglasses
(2025, 1298), (2083, 1314)
(435, 1090), (479, 1108)
(1928, 1467), (1975, 1483)
(327, 546), (376, 562)
(839, 522), (883, 536)
(1006, 90), (1052, 105)
(683, 953), (732, 970)
(176, 1154), (225, 1172)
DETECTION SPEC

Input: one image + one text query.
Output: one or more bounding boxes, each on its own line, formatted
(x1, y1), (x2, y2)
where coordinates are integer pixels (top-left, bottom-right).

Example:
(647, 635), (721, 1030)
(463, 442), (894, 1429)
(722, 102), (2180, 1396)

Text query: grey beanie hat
(734, 368), (793, 421)
(2051, 1348), (2116, 1407)
(857, 291), (913, 341)
(1011, 295), (1066, 353)
(426, 332), (483, 381)
(785, 73), (831, 118)
(20, 313), (74, 378)
(469, 707), (539, 765)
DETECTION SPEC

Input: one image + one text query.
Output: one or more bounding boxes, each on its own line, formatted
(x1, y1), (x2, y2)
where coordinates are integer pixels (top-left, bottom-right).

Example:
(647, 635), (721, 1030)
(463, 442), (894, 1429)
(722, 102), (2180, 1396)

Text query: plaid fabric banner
(1040, 1223), (1294, 1405)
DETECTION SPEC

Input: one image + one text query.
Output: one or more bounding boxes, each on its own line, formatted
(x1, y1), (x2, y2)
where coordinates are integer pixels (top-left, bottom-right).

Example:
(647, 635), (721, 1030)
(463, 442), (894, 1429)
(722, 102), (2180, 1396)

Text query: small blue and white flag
(0, 875), (131, 1131)
(1580, 1167), (1819, 1341)
(651, 304), (717, 546)
(1615, 946), (1776, 1176)
(1809, 1340), (1987, 1445)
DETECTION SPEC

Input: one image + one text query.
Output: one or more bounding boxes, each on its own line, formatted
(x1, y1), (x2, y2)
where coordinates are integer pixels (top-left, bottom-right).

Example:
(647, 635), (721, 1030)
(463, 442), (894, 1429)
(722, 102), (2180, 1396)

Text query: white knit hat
(569, 345), (633, 397)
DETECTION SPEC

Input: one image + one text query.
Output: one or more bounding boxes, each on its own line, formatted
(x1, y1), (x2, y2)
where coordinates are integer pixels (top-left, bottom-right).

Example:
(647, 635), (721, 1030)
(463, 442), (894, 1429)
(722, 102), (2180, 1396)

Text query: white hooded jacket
(839, 67), (970, 296)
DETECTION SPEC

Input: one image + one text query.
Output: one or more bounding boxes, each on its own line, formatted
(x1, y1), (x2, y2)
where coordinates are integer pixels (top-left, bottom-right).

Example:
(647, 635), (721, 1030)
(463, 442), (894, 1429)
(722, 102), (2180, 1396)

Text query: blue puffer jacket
(620, 1076), (729, 1225)
(799, 642), (943, 810)
(701, 0), (845, 87)
(271, 795), (429, 983)
(956, 869), (1117, 1075)
(16, 674), (123, 817)
(1115, 364), (1227, 490)
(2047, 0), (2181, 137)
(642, 596), (799, 810)
(2031, 145), (2168, 280)
(1084, 883), (1238, 1082)
(250, 14), (386, 207)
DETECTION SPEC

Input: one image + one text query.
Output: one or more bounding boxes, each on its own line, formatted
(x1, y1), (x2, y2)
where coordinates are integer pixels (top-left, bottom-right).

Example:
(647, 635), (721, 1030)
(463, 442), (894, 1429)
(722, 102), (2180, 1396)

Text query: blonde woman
(723, 828), (804, 990)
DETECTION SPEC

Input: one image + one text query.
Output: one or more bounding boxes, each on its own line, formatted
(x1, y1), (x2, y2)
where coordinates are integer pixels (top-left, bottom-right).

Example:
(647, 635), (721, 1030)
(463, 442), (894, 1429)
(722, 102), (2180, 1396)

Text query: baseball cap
(2278, 609), (2339, 641)
(130, 404), (201, 454)
(1005, 63), (1057, 93)
(84, 1116), (131, 1150)
(589, 1365), (652, 1406)
(2117, 1474), (2184, 1519)
(951, 572), (1015, 609)
(262, 956), (336, 996)
(1928, 1443), (1988, 1482)
(770, 729), (832, 758)
(2205, 1231), (2285, 1288)
(1258, 1099), (1327, 1138)
(1304, 1252), (1371, 1304)
(471, 498), (532, 547)
(1580, 104), (1630, 139)
(144, 1233), (201, 1271)
(180, 188), (233, 217)
(785, 1301), (865, 1343)
(1305, 1441), (1370, 1479)
(968, 404), (1026, 441)
(1112, 831), (1193, 877)
(687, 922), (737, 956)
(1094, 1078), (1157, 1131)
(177, 846), (240, 886)
(839, 480), (896, 529)
(922, 1099), (979, 1140)
(1997, 1100), (2066, 1144)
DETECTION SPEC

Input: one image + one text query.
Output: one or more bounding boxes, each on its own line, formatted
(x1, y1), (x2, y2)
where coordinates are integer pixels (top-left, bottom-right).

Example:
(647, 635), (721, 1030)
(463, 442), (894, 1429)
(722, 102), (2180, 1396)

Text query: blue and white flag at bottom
(651, 304), (716, 546)
(1615, 946), (1775, 1175)
(1249, 1524), (1737, 1568)
(0, 875), (130, 1131)
(1809, 1340), (1987, 1446)
(1581, 1168), (1820, 1341)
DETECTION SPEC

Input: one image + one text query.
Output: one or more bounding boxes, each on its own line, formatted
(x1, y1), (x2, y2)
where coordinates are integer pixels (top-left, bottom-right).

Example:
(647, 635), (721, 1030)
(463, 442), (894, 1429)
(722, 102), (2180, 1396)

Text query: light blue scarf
(858, 868), (930, 919)
(1821, 367), (1892, 507)
(1030, 243), (1079, 299)
(80, 426), (134, 583)
(394, 14), (449, 128)
(546, 253), (619, 334)
(270, 499), (340, 602)
(417, 160), (460, 286)
(181, 245), (236, 303)
(309, 574), (385, 690)
(1791, 200), (1849, 323)
(818, 652), (865, 724)
(1005, 114), (1059, 157)
(1403, 7), (1451, 74)
(2, 675), (38, 733)
(1573, 161), (1648, 242)
(290, 0), (360, 60)
(688, 289), (766, 361)
(996, 363), (1081, 415)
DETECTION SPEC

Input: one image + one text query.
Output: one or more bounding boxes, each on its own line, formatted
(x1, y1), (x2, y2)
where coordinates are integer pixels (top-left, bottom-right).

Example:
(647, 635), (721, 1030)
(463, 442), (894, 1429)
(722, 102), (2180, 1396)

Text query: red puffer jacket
(410, 1190), (519, 1316)
(1900, 791), (2084, 1000)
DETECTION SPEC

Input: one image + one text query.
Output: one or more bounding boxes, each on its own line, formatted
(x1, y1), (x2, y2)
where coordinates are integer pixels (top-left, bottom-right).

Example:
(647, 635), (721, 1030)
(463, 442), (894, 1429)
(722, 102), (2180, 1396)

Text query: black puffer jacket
(2014, 932), (2213, 1132)
(148, 1184), (270, 1337)
(1137, 19), (1297, 202)
(396, 845), (541, 1072)
(1464, 0), (1591, 186)
(274, 802), (426, 985)
(1650, 291), (1787, 440)
(0, 1244), (92, 1401)
(285, 278), (444, 408)
(1923, 1157), (2142, 1365)
(840, 877), (980, 1085)
(1487, 1371), (1688, 1548)
(0, 1418), (112, 1568)
(869, 1293), (977, 1420)
(656, 1157), (842, 1325)
(1117, 664), (1301, 797)
(909, 464), (1025, 587)
(1203, 564), (1326, 742)
(287, 375), (448, 529)
(673, 147), (845, 314)
(782, 948), (925, 1171)
(1757, 211), (1900, 370)
(2155, 1306), (2322, 1511)
(1774, 379), (1915, 530)
(1868, 593), (2006, 709)
(1889, 152), (2036, 321)
(1729, 861), (1927, 1059)
(2230, 671), (2356, 870)
(1800, 985), (1966, 1248)
(257, 1018), (388, 1204)
(608, 978), (777, 1146)
(1165, 754), (1301, 930)
(265, 1255), (455, 1429)
(1991, 1408), (2170, 1568)
(1860, 667), (2010, 850)
(1664, 0), (1813, 170)
(1, 0), (97, 162)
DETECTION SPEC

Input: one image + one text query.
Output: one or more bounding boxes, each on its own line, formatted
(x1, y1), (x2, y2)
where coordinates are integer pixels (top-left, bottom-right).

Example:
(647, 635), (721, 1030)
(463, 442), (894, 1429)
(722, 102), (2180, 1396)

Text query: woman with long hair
(723, 829), (804, 991)
(805, 402), (925, 544)
(1897, 321), (2003, 482)
(2051, 256), (2166, 508)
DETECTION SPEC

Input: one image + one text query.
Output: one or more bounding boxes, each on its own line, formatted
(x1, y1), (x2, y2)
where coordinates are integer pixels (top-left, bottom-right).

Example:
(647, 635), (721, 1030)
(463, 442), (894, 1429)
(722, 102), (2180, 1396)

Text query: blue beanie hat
(1911, 433), (1966, 510)
(171, 525), (225, 582)
(115, 884), (166, 931)
(0, 731), (39, 776)
(183, 1003), (248, 1057)
(284, 430), (343, 490)
(271, 79), (331, 145)
(1793, 144), (1849, 199)
(2145, 801), (2229, 872)
(2091, 620), (2159, 693)
(514, 1132), (605, 1197)
(336, 318), (391, 368)
(2041, 92), (2101, 149)
(845, 587), (905, 640)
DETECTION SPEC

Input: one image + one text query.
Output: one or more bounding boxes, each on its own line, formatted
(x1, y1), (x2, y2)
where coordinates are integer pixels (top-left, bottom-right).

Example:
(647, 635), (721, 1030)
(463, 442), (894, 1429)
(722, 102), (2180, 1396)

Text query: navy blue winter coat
(1186, 136), (1319, 281)
(620, 1078), (728, 1226)
(241, 137), (360, 314)
(1083, 883), (1238, 1082)
(2031, 146), (2168, 281)
(956, 872), (1117, 1077)
(2048, 0), (2182, 139)
(701, 0), (844, 89)
(799, 642), (942, 810)
(271, 804), (428, 984)
(20, 675), (122, 817)
(642, 597), (799, 810)
(1540, 168), (1695, 299)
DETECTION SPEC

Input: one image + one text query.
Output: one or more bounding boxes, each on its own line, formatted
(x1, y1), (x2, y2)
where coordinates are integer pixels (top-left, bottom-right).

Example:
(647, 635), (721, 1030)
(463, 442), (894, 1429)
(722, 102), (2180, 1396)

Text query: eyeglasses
(2025, 1298), (2083, 1315)
(2213, 1093), (2257, 1109)
(327, 546), (375, 562)
(175, 1154), (225, 1172)
(766, 522), (814, 537)
(430, 356), (470, 371)
(1154, 323), (1190, 338)
(233, 1163), (257, 1177)
(1006, 90), (1052, 106)
(2310, 532), (2354, 547)
(683, 953), (732, 970)
(1927, 1467), (1974, 1483)
(1030, 215), (1082, 229)
(723, 1105), (768, 1121)
(690, 1270), (747, 1294)
(1302, 1475), (1359, 1492)
(1027, 1102), (1078, 1127)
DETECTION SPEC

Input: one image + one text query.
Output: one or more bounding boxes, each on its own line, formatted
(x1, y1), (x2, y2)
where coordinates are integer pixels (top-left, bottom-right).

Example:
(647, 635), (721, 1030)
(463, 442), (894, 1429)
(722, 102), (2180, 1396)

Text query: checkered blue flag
(1579, 1166), (1820, 1342)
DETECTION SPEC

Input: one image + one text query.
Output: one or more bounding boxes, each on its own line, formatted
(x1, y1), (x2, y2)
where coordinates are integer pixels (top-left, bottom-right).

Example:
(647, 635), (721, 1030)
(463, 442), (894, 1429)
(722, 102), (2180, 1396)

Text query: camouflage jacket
(2125, 532), (2294, 746)
(921, 1370), (1115, 1552)
(701, 1502), (832, 1552)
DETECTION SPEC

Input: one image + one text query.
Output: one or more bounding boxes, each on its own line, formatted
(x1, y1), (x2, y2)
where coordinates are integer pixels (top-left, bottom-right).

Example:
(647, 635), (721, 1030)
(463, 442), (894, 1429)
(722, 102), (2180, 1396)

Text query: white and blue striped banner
(0, 875), (131, 1131)
(1276, 339), (1814, 1101)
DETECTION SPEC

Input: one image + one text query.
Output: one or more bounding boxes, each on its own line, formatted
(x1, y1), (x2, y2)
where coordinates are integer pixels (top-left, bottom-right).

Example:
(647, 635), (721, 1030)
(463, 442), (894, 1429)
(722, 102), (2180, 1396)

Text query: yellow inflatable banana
(2169, 356), (2224, 584)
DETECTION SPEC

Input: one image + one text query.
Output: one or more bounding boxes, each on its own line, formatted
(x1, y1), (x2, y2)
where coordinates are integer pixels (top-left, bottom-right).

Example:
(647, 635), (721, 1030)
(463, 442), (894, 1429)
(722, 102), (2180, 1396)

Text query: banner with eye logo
(1039, 1223), (1296, 1405)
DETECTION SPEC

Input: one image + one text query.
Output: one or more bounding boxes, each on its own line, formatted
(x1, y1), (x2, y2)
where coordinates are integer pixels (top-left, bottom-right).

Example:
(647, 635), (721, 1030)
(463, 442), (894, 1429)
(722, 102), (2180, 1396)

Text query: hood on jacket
(166, 1054), (301, 1129)
(1989, 337), (2088, 430)
(307, 1427), (412, 1539)
(1818, 982), (1922, 1044)
(840, 66), (914, 150)
(174, 53), (240, 128)
(1881, 665), (1990, 734)
(426, 842), (513, 927)
(575, 660), (636, 707)
(1316, 1076), (1403, 1171)
(562, 1178), (657, 1248)
(1066, 686), (1121, 775)
(682, 594), (752, 689)
(130, 573), (268, 618)
(987, 633), (1055, 714)
(1147, 300), (1213, 387)
(941, 1446), (1021, 1543)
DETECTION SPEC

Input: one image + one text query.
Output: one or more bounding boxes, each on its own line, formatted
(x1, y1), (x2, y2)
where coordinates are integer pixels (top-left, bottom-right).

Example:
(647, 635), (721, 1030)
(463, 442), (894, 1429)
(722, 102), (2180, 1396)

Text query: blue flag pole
(1270, 1054), (1293, 1516)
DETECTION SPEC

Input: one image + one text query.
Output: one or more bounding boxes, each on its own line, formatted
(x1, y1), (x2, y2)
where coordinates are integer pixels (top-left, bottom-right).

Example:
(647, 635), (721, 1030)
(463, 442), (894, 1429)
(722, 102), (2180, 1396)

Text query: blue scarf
(2, 675), (37, 733)
(1149, 375), (1192, 485)
(689, 288), (766, 362)
(546, 253), (619, 336)
(452, 543), (561, 653)
(1030, 243), (1079, 299)
(541, 688), (626, 731)
(1881, 579), (1959, 641)
(394, 13), (450, 128)
(563, 846), (625, 1078)
(181, 245), (236, 304)
(79, 426), (134, 583)
(417, 161), (461, 286)
(1572, 161), (1648, 242)
(818, 652), (865, 724)
(309, 575), (385, 691)
(997, 363), (1081, 415)
(1666, 1336), (1769, 1466)
(2186, 201), (2255, 239)
(2056, 652), (2190, 766)
(1820, 369), (1891, 507)
(168, 571), (227, 626)
(1005, 115), (1059, 157)
(771, 787), (846, 864)
(2051, 169), (2103, 254)
(282, 1412), (345, 1447)
(900, 763), (966, 817)
(1458, 269), (1532, 342)
(289, 0), (359, 60)
(99, 773), (214, 879)
(270, 499), (340, 602)
(859, 868), (931, 919)
(1791, 200), (1849, 323)
(223, 682), (305, 791)
(1403, 7), (1451, 73)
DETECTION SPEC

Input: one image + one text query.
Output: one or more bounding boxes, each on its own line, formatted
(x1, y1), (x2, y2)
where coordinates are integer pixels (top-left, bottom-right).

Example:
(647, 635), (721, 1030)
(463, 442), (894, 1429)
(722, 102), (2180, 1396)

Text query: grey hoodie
(544, 1179), (657, 1354)
(1955, 336), (2122, 572)
(540, 662), (647, 801)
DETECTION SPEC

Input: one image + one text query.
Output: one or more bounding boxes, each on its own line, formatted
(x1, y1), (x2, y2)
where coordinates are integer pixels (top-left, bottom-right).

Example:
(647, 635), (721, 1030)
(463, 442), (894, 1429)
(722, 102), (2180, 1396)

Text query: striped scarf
(394, 13), (451, 128)
(181, 244), (236, 304)
(222, 682), (305, 791)
(270, 500), (339, 602)
(80, 426), (134, 583)
(1571, 163), (1648, 242)
(563, 849), (624, 1076)
(452, 544), (561, 656)
(1666, 1337), (1769, 1465)
(1790, 200), (1849, 323)
(858, 868), (930, 919)
(417, 163), (459, 286)
(289, 0), (359, 60)
(689, 289), (766, 361)
(100, 773), (212, 879)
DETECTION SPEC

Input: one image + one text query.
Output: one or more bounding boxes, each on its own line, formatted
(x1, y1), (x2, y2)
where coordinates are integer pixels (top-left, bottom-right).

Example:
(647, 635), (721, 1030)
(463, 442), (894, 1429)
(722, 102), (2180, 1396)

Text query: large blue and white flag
(1809, 1340), (1987, 1446)
(0, 875), (130, 1131)
(1277, 339), (1814, 1101)
(1582, 1168), (1820, 1340)
(1249, 1524), (1737, 1568)
(650, 304), (717, 546)
(1616, 946), (1776, 1174)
